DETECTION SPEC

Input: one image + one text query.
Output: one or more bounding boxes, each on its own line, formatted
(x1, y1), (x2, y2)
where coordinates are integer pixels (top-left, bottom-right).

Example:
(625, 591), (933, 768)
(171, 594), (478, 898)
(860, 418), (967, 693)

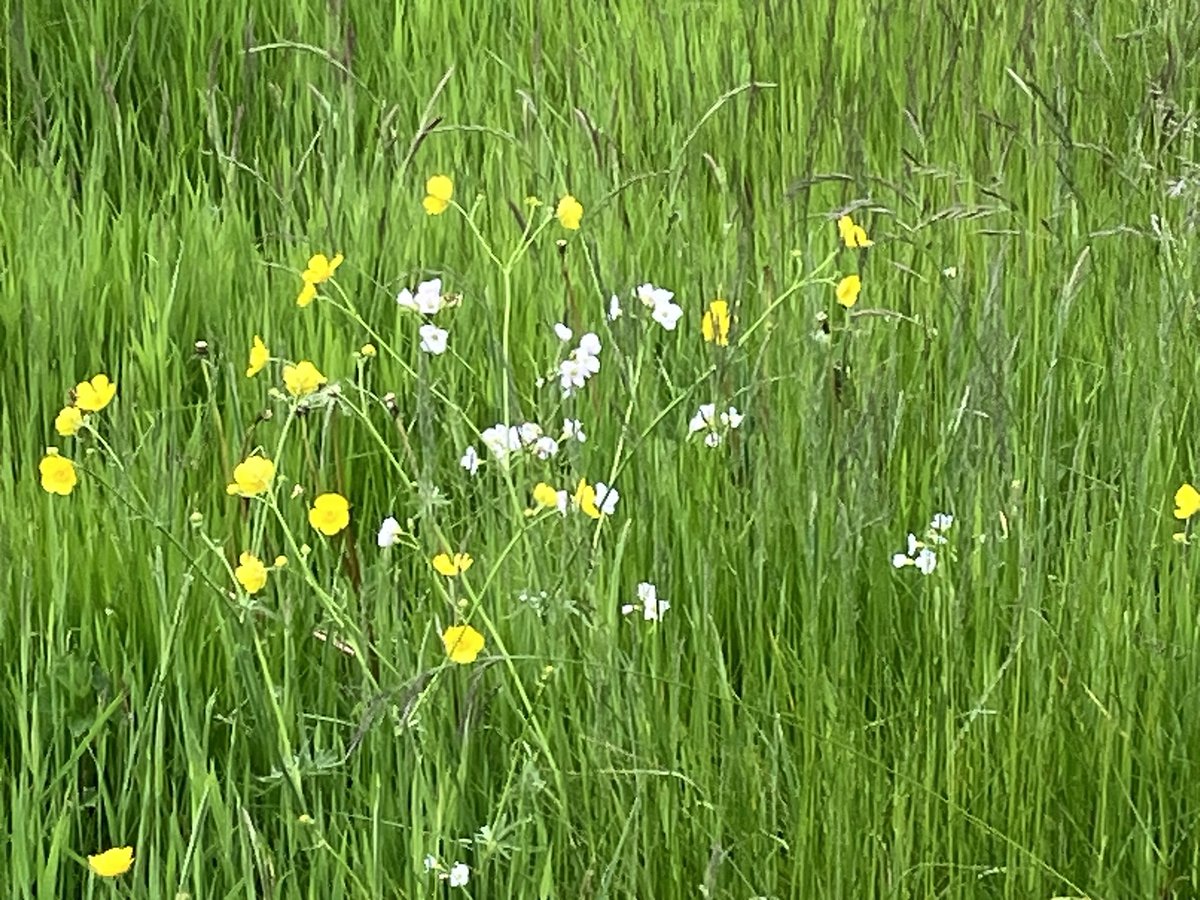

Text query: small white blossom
(423, 854), (438, 872)
(930, 512), (954, 532)
(561, 418), (586, 442)
(578, 332), (602, 356)
(448, 862), (470, 887)
(688, 404), (716, 434)
(397, 278), (445, 314)
(622, 582), (670, 620)
(533, 436), (559, 459)
(608, 294), (623, 321)
(377, 516), (402, 548)
(704, 432), (722, 447)
(907, 533), (920, 556)
(651, 298), (685, 331)
(481, 424), (521, 461)
(914, 548), (937, 575)
(518, 422), (543, 446)
(594, 482), (619, 516)
(636, 283), (674, 309)
(891, 553), (911, 569)
(721, 406), (744, 429)
(460, 445), (480, 475)
(554, 322), (573, 342)
(419, 324), (448, 355)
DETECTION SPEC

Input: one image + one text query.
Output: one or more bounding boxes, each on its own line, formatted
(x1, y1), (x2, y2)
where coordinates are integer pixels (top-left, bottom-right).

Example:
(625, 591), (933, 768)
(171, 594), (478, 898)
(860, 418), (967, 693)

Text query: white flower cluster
(622, 582), (669, 621)
(892, 512), (953, 575)
(396, 277), (453, 355)
(555, 327), (602, 397)
(423, 855), (469, 888)
(687, 403), (744, 447)
(606, 282), (684, 331)
(459, 418), (587, 475)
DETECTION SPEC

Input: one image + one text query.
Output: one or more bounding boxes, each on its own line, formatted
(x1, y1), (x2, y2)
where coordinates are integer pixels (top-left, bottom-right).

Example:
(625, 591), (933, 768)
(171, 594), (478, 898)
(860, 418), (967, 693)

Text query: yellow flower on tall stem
(555, 194), (583, 230)
(74, 374), (117, 412)
(296, 253), (343, 307)
(308, 492), (350, 536)
(432, 552), (473, 576)
(87, 846), (134, 877)
(701, 299), (731, 346)
(1174, 483), (1200, 519)
(836, 274), (862, 308)
(282, 360), (327, 398)
(39, 450), (77, 495)
(442, 624), (485, 664)
(836, 214), (874, 248)
(246, 335), (269, 377)
(423, 175), (454, 215)
(225, 454), (275, 497)
(55, 406), (84, 437)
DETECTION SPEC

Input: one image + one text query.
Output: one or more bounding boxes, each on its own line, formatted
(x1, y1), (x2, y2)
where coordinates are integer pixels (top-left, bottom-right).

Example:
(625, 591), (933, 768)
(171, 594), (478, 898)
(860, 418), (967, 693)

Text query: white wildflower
(460, 445), (480, 476)
(561, 418), (586, 442)
(914, 548), (937, 575)
(621, 582), (670, 620)
(419, 324), (448, 355)
(448, 862), (470, 887)
(554, 322), (573, 342)
(377, 516), (402, 548)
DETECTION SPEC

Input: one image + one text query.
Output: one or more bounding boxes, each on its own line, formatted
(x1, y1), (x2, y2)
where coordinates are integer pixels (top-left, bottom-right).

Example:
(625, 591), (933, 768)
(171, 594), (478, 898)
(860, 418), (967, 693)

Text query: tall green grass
(3, 0), (1199, 896)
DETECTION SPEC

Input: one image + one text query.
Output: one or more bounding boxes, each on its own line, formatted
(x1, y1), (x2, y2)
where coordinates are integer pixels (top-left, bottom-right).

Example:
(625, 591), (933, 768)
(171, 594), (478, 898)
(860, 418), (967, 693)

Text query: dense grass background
(3, 0), (1200, 896)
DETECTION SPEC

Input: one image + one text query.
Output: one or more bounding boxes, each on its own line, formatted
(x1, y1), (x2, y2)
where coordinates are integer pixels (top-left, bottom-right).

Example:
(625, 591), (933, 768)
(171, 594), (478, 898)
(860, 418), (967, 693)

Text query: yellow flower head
(235, 552), (268, 594)
(246, 335), (269, 377)
(836, 274), (861, 309)
(359, 343), (377, 358)
(1175, 483), (1200, 520)
(225, 454), (275, 497)
(296, 253), (343, 306)
(432, 552), (474, 577)
(532, 482), (559, 510)
(273, 555), (288, 568)
(75, 374), (117, 412)
(39, 451), (77, 496)
(302, 253), (344, 284)
(282, 360), (327, 398)
(87, 845), (134, 878)
(423, 174), (454, 215)
(555, 194), (583, 230)
(572, 478), (601, 519)
(308, 492), (350, 536)
(701, 299), (731, 346)
(442, 624), (485, 664)
(836, 214), (874, 248)
(55, 405), (84, 437)
(296, 281), (318, 308)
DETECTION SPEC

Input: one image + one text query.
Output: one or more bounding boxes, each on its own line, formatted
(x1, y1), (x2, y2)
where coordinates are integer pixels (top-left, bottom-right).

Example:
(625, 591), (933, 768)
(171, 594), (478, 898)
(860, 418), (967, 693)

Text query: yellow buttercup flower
(532, 482), (559, 509)
(87, 845), (134, 878)
(302, 253), (343, 284)
(573, 478), (601, 519)
(432, 552), (473, 577)
(836, 214), (874, 248)
(39, 450), (77, 496)
(246, 335), (269, 377)
(701, 299), (731, 346)
(75, 374), (117, 412)
(359, 343), (376, 358)
(308, 492), (350, 536)
(225, 454), (275, 497)
(423, 174), (454, 215)
(442, 624), (485, 664)
(1174, 483), (1200, 519)
(282, 360), (327, 398)
(296, 253), (343, 307)
(835, 274), (861, 309)
(555, 194), (583, 230)
(54, 405), (84, 437)
(234, 552), (268, 594)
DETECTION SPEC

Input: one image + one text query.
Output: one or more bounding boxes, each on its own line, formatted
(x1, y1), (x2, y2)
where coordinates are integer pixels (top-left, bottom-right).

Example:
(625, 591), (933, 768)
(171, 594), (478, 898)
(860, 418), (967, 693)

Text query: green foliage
(3, 0), (1200, 896)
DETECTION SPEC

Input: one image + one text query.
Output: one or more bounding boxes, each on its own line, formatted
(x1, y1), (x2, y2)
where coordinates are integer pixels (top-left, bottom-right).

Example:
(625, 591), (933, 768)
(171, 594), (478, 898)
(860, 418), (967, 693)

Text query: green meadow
(3, 0), (1200, 896)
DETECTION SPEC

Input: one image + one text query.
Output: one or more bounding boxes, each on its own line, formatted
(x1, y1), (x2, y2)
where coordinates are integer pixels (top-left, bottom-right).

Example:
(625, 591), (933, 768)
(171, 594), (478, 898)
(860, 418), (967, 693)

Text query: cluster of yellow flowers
(38, 373), (118, 496)
(834, 213), (873, 309)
